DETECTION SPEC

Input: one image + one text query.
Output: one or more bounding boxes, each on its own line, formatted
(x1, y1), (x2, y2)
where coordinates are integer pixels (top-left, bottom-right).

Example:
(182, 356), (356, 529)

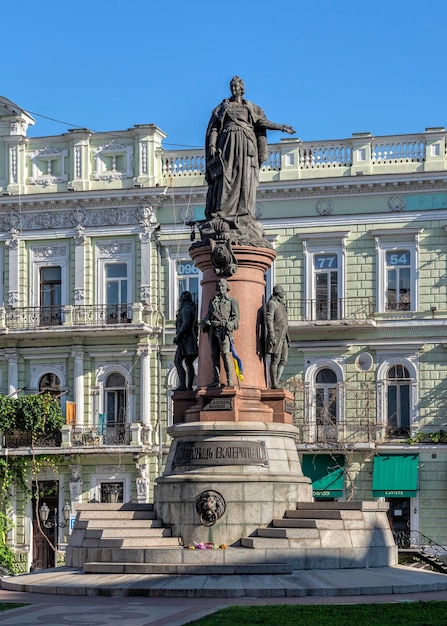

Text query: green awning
(372, 454), (419, 498)
(302, 454), (344, 499)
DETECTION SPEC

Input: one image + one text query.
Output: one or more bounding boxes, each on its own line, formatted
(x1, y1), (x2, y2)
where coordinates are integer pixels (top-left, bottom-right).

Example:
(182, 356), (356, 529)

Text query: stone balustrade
(2, 127), (445, 196)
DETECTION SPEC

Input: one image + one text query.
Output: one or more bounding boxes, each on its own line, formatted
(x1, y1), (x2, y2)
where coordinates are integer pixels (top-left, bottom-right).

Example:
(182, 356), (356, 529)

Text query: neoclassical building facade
(1, 95), (447, 569)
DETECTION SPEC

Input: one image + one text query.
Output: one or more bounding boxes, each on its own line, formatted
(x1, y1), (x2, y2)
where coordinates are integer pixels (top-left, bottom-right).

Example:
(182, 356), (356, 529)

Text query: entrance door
(32, 481), (58, 570)
(386, 497), (410, 546)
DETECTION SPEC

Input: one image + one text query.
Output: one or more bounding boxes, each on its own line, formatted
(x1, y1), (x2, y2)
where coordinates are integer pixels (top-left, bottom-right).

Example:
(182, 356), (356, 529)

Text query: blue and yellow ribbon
(230, 338), (244, 382)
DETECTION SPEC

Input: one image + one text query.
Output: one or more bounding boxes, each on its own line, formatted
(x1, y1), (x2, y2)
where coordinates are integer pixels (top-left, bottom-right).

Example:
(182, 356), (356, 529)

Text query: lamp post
(39, 502), (71, 568)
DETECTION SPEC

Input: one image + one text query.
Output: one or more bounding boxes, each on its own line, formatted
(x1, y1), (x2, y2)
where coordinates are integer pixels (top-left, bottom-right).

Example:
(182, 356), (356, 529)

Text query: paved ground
(1, 566), (447, 625)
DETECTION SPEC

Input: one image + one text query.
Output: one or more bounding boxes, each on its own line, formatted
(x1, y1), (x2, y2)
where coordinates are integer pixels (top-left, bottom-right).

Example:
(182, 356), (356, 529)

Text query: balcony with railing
(2, 421), (153, 450)
(287, 296), (375, 331)
(0, 303), (160, 334)
(295, 419), (381, 446)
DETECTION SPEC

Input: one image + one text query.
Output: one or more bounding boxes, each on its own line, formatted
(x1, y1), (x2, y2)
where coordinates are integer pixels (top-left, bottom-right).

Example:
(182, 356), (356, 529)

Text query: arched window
(316, 368), (338, 442)
(104, 373), (126, 425)
(387, 364), (410, 436)
(39, 373), (61, 398)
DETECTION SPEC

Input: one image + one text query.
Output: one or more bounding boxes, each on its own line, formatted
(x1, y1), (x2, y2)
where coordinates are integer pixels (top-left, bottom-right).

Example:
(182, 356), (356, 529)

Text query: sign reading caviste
(172, 441), (268, 467)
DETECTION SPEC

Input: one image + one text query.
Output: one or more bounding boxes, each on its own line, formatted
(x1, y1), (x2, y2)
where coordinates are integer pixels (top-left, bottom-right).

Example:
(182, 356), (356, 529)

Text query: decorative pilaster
(71, 207), (87, 304)
(138, 204), (158, 307)
(72, 350), (84, 426)
(138, 345), (151, 432)
(5, 350), (19, 398)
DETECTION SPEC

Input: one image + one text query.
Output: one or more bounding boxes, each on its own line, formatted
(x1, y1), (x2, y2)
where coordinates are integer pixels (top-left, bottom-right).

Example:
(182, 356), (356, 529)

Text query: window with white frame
(386, 364), (411, 436)
(376, 352), (419, 439)
(40, 266), (62, 325)
(315, 368), (338, 442)
(371, 228), (423, 313)
(385, 250), (411, 311)
(304, 358), (345, 443)
(299, 232), (348, 321)
(96, 240), (134, 322)
(166, 245), (202, 320)
(30, 245), (68, 319)
(176, 260), (199, 308)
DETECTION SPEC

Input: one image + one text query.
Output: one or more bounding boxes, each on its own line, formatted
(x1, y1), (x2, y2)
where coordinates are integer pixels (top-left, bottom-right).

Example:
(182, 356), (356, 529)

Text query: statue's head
(273, 285), (285, 299)
(180, 291), (193, 303)
(216, 278), (230, 294)
(230, 76), (245, 97)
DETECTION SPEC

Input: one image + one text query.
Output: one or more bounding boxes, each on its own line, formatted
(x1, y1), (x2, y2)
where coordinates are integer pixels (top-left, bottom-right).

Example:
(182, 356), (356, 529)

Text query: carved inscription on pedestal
(203, 397), (234, 411)
(173, 440), (268, 467)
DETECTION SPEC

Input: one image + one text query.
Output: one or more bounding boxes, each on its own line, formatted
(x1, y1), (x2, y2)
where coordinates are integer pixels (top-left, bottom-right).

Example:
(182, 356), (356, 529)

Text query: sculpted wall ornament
(32, 245), (67, 259)
(140, 286), (151, 304)
(96, 465), (125, 473)
(315, 199), (334, 215)
(388, 195), (406, 211)
(74, 227), (87, 246)
(195, 490), (226, 526)
(96, 241), (133, 256)
(7, 291), (18, 306)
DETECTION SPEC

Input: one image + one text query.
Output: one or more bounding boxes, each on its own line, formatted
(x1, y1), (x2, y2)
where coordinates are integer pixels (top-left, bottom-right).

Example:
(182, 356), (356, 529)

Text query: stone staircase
(66, 502), (292, 575)
(240, 501), (397, 569)
(66, 500), (397, 575)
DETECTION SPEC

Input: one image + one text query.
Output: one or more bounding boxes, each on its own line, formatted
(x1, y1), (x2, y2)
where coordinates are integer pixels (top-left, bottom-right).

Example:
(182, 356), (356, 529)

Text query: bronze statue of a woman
(204, 76), (295, 243)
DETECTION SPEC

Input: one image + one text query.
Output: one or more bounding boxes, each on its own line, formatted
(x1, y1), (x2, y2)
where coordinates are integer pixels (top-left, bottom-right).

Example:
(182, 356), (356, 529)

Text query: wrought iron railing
(72, 304), (133, 325)
(5, 306), (63, 329)
(3, 429), (62, 447)
(287, 297), (375, 322)
(393, 529), (447, 564)
(72, 423), (131, 446)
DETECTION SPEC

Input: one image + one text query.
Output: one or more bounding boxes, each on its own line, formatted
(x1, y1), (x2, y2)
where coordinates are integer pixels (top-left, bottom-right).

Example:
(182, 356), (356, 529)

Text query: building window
(105, 263), (130, 322)
(176, 260), (199, 308)
(385, 250), (411, 311)
(39, 373), (61, 398)
(39, 266), (62, 325)
(166, 245), (203, 320)
(387, 364), (410, 436)
(316, 368), (338, 442)
(314, 254), (339, 320)
(95, 240), (134, 320)
(370, 228), (423, 313)
(104, 373), (126, 425)
(299, 232), (348, 322)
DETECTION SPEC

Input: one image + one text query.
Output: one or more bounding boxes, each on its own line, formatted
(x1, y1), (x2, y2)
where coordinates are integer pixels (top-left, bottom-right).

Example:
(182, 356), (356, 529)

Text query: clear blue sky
(2, 0), (446, 148)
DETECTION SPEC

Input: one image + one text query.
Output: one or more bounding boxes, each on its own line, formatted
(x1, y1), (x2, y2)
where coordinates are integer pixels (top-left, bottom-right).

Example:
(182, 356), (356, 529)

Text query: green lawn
(186, 601), (447, 625)
(0, 602), (27, 612)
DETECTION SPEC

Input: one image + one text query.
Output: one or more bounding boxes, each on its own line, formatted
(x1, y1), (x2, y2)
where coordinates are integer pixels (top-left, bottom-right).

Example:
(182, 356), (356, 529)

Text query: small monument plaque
(172, 440), (268, 467)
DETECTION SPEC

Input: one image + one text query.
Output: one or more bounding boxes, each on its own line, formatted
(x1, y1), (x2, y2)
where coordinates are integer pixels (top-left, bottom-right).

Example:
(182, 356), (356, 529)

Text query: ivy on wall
(0, 393), (63, 437)
(0, 393), (64, 572)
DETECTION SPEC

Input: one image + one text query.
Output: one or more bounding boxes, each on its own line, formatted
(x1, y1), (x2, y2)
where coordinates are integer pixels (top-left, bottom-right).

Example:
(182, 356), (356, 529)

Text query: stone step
(77, 510), (157, 521)
(272, 519), (317, 528)
(257, 527), (324, 539)
(96, 527), (171, 539)
(76, 503), (155, 511)
(83, 561), (293, 575)
(83, 519), (159, 529)
(271, 519), (346, 530)
(97, 537), (181, 548)
(240, 536), (322, 549)
(284, 510), (342, 520)
(295, 501), (363, 511)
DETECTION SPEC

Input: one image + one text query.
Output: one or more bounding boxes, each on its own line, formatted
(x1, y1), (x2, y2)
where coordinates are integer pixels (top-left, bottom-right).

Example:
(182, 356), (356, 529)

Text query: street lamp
(39, 502), (71, 568)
